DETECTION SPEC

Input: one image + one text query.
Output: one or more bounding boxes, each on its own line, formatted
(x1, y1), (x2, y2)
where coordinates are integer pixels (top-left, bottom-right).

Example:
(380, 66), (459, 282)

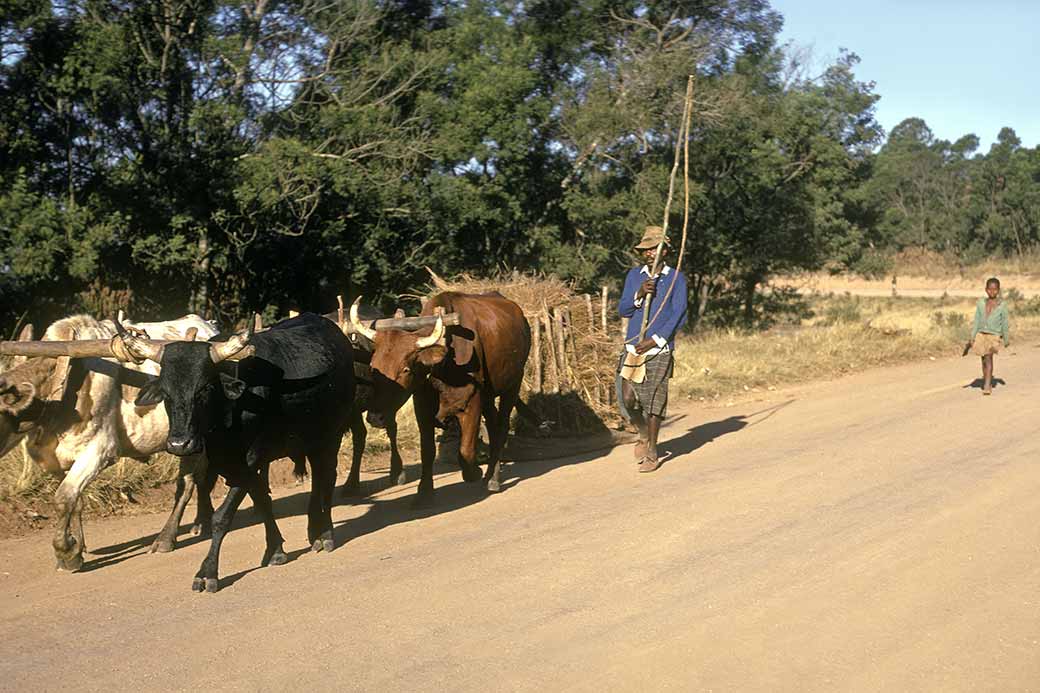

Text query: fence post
(531, 315), (542, 393)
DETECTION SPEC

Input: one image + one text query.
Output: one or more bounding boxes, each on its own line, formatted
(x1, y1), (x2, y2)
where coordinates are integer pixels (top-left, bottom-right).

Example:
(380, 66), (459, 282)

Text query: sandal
(638, 455), (662, 473)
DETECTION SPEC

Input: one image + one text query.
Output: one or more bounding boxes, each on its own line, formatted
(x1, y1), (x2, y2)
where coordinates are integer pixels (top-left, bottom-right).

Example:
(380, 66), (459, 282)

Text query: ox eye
(401, 366), (411, 374)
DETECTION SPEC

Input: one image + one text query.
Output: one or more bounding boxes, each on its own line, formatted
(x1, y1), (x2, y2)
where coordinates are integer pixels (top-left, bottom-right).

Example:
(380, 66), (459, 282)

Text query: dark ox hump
(243, 313), (351, 381)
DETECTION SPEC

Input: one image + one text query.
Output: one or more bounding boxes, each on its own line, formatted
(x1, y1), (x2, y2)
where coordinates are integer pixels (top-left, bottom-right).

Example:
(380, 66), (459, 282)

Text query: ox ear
(17, 324), (33, 341)
(449, 328), (477, 368)
(134, 380), (165, 408)
(219, 373), (247, 400)
(0, 381), (36, 414)
(417, 345), (448, 368)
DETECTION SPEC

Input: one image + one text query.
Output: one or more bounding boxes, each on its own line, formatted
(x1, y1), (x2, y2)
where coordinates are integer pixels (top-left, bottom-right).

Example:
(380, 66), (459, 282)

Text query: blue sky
(773, 0), (1039, 152)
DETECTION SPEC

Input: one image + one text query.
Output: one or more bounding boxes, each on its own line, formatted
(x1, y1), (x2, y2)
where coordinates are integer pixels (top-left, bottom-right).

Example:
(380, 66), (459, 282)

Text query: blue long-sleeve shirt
(618, 265), (688, 351)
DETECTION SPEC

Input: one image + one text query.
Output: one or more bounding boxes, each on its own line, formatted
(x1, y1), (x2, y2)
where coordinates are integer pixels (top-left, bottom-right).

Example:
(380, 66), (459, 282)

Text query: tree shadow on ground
(963, 377), (1007, 390)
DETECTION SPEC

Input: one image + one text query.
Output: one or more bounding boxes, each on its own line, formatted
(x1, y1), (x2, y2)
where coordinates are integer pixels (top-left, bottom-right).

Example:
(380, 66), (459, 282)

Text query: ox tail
(291, 455), (308, 483)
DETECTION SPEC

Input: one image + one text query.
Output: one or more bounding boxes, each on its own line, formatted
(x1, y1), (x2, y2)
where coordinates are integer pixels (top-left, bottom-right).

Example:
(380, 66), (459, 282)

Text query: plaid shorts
(621, 350), (672, 418)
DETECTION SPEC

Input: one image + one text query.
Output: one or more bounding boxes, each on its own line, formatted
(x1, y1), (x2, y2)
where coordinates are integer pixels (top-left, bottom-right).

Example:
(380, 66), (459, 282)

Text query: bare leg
(982, 354), (993, 394)
(638, 414), (665, 473)
(647, 414), (662, 461)
(621, 379), (648, 460)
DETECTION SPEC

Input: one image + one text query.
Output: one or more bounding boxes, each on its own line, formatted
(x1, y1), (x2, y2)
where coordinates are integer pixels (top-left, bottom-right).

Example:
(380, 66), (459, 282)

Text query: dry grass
(671, 293), (1040, 402)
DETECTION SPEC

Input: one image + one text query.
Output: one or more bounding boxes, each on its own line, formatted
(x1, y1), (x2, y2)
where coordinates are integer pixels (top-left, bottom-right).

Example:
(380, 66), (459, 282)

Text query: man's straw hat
(634, 225), (669, 250)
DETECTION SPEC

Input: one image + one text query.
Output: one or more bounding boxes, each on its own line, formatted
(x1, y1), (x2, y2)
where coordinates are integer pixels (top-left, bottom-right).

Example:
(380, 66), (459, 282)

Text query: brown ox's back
(424, 291), (530, 394)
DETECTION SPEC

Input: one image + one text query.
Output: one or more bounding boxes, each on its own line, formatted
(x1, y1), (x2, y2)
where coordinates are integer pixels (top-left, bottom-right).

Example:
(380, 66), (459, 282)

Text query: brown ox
(0, 314), (217, 571)
(355, 291), (530, 503)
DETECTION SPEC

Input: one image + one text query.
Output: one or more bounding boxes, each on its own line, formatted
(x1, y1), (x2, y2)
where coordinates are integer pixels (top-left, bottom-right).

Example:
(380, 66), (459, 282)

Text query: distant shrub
(822, 295), (862, 325)
(931, 311), (966, 329)
(852, 250), (893, 280)
(1015, 296), (1040, 316)
(1004, 287), (1024, 302)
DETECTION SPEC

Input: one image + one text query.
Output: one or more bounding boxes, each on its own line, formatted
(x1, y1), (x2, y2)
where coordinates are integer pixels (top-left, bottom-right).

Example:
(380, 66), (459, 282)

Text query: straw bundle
(425, 269), (624, 432)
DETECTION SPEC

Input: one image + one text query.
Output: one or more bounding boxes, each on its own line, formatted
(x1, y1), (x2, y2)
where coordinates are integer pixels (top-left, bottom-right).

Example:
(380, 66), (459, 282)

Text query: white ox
(0, 313), (218, 571)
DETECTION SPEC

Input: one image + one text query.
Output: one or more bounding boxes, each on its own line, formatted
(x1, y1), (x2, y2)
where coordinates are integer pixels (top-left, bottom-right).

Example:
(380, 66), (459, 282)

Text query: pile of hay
(425, 270), (625, 433)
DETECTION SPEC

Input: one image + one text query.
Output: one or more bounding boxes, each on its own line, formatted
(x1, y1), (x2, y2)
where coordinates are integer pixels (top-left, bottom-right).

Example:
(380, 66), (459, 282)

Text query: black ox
(120, 312), (355, 593)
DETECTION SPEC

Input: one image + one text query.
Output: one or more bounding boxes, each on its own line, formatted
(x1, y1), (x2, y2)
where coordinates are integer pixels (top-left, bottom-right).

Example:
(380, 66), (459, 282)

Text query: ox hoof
(486, 479), (501, 493)
(150, 538), (175, 554)
(311, 539), (325, 553)
(262, 545), (288, 567)
(264, 551), (288, 567)
(192, 577), (219, 593)
(322, 539), (335, 553)
(340, 480), (362, 498)
(461, 466), (482, 483)
(392, 471), (408, 486)
(190, 523), (211, 538)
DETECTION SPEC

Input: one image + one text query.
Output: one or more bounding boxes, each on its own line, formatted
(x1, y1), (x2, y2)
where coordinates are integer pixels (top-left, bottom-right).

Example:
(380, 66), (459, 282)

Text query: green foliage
(0, 0), (1036, 337)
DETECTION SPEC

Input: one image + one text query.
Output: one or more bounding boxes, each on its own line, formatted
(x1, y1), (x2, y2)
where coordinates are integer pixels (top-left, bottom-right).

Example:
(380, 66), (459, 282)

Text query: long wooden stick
(329, 311), (461, 332)
(638, 77), (692, 342)
(554, 307), (569, 392)
(542, 313), (560, 394)
(645, 76), (695, 330)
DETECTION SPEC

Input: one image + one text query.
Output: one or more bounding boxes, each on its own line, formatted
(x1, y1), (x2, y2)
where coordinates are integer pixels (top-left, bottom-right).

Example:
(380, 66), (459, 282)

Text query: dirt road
(2, 347), (1039, 691)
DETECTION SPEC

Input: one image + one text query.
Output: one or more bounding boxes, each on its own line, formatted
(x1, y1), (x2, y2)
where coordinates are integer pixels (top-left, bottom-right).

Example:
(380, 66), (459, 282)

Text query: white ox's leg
(150, 455), (204, 553)
(52, 443), (111, 572)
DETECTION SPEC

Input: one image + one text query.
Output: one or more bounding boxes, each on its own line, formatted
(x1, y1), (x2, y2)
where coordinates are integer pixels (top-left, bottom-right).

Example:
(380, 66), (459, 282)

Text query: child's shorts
(972, 332), (1003, 356)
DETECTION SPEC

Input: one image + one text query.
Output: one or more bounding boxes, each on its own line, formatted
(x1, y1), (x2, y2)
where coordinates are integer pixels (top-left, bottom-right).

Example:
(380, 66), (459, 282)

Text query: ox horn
(185, 327), (198, 342)
(210, 314), (256, 364)
(415, 315), (446, 349)
(349, 297), (377, 341)
(113, 313), (164, 364)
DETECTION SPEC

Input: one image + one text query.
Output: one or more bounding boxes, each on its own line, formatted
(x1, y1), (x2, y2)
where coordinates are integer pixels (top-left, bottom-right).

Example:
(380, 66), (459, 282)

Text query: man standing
(618, 225), (688, 473)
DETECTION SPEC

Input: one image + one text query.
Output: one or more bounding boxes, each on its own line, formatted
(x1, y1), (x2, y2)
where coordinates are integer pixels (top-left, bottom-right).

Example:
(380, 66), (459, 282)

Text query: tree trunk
(690, 278), (711, 331)
(743, 275), (758, 325)
(191, 232), (211, 317)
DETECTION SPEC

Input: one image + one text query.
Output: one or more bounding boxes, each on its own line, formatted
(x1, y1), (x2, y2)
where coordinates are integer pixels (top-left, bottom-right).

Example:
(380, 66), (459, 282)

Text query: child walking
(970, 277), (1010, 395)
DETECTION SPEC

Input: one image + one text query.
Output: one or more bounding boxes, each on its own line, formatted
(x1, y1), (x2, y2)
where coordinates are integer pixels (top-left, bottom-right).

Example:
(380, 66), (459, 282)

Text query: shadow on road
(88, 437), (612, 581)
(963, 377), (1007, 390)
(87, 399), (796, 584)
(655, 399), (796, 471)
